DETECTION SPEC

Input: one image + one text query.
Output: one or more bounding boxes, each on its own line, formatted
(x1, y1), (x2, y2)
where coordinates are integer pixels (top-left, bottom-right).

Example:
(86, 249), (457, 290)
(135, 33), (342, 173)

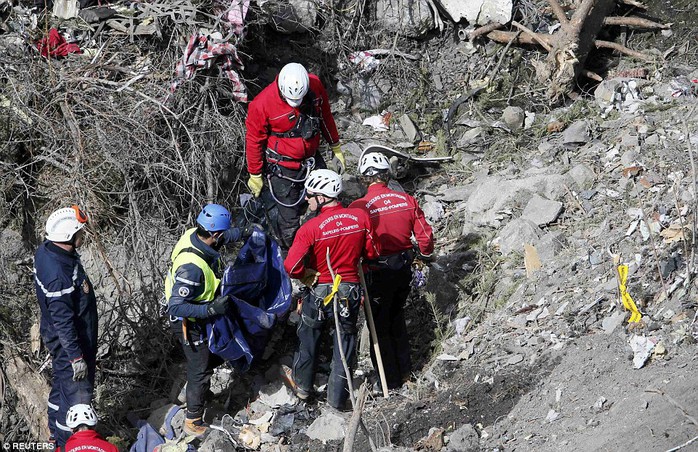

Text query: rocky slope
(1, 0), (697, 450)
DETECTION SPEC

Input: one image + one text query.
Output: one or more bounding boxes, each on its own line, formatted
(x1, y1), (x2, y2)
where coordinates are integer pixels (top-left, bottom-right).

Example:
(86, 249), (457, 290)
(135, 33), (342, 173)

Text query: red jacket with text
(284, 204), (379, 284)
(349, 182), (434, 256)
(65, 429), (119, 452)
(245, 74), (339, 175)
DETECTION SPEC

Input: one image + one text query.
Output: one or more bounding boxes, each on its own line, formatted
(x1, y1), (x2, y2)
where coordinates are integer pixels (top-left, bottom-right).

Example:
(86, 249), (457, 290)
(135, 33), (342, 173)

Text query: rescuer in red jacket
(64, 404), (118, 452)
(282, 169), (378, 409)
(349, 151), (434, 389)
(245, 62), (345, 249)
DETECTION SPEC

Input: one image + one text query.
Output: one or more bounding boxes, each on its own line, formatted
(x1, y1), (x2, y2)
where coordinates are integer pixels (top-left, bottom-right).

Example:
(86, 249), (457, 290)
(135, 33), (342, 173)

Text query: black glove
(416, 252), (434, 263)
(207, 295), (230, 317)
(242, 223), (264, 238)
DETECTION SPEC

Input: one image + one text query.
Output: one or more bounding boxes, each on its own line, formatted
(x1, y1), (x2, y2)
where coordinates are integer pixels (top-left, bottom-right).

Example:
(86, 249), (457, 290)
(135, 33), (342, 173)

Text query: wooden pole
(326, 250), (377, 452)
(358, 260), (389, 398)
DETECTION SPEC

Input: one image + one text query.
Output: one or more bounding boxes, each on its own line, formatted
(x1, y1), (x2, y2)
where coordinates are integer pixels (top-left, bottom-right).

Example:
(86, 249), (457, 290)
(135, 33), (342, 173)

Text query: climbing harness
(265, 156), (316, 208)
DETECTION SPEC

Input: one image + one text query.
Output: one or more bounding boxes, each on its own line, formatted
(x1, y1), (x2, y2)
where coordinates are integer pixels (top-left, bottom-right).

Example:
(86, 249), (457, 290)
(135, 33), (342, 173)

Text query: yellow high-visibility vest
(164, 228), (220, 307)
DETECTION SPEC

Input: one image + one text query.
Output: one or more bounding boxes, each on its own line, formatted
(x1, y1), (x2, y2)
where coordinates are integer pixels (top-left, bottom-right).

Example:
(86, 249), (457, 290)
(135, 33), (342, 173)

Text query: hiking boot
(366, 373), (383, 397)
(280, 364), (310, 400)
(183, 417), (209, 437)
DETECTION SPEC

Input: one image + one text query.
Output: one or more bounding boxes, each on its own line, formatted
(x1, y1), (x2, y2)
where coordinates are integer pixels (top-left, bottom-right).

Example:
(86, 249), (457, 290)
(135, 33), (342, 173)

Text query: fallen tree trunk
(538, 0), (616, 100)
(486, 31), (653, 62)
(486, 29), (553, 47)
(474, 0), (662, 99)
(3, 349), (50, 440)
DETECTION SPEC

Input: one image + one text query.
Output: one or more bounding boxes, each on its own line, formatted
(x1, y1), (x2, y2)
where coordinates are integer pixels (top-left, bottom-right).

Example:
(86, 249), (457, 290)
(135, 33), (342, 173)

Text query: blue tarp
(129, 423), (164, 452)
(206, 229), (291, 371)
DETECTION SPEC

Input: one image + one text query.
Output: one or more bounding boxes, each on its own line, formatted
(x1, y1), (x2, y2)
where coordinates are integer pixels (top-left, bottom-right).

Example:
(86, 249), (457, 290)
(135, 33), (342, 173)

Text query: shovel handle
(181, 318), (190, 346)
(358, 260), (390, 399)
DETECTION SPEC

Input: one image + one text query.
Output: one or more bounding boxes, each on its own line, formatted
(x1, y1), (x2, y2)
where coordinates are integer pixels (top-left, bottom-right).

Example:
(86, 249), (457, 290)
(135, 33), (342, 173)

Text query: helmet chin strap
(310, 196), (335, 218)
(65, 231), (80, 249)
(212, 231), (225, 250)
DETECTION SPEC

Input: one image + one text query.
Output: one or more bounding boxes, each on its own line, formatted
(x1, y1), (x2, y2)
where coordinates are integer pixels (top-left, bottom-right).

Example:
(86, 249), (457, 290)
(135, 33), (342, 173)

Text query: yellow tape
(617, 265), (642, 323)
(323, 274), (342, 306)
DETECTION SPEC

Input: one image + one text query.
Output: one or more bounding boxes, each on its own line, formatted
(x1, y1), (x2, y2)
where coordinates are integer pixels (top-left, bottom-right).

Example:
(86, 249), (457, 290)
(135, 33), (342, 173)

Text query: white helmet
(66, 404), (97, 429)
(46, 205), (88, 242)
(278, 63), (309, 107)
(305, 169), (342, 198)
(359, 152), (391, 176)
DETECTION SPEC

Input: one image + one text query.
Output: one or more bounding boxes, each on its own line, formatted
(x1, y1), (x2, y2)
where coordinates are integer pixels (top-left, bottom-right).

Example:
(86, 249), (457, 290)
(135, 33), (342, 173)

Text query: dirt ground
(343, 310), (698, 451)
(494, 334), (698, 451)
(2, 0), (698, 449)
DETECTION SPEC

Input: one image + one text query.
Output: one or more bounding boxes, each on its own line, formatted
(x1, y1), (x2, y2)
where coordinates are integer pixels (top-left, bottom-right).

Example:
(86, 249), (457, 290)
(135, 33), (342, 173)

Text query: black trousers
(264, 152), (326, 249)
(292, 283), (361, 409)
(172, 321), (223, 418)
(367, 266), (413, 389)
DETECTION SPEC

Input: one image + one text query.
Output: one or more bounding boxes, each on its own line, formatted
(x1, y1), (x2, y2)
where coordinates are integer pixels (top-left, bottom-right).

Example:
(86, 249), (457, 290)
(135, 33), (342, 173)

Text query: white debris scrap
(630, 335), (658, 369)
(362, 111), (391, 131)
(349, 51), (380, 74)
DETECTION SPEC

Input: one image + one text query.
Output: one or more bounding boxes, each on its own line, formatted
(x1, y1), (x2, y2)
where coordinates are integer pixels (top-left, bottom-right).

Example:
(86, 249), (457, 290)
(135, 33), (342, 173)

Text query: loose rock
(602, 311), (625, 334)
(436, 0), (512, 25)
(445, 423), (479, 452)
(263, 0), (317, 34)
(305, 408), (347, 442)
(423, 197), (446, 223)
(376, 0), (435, 38)
(502, 106), (525, 131)
(567, 164), (596, 190)
(563, 120), (591, 145)
(521, 194), (563, 226)
(398, 114), (421, 143)
(497, 219), (542, 255)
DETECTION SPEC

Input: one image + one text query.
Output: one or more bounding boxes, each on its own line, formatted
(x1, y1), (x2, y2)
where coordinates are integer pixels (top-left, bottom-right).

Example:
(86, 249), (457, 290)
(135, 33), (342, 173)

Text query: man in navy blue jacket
(34, 205), (97, 448)
(165, 203), (246, 437)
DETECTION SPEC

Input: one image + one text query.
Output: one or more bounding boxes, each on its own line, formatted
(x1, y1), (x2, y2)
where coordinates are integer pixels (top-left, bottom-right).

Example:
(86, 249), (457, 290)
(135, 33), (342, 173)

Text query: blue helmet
(196, 204), (231, 232)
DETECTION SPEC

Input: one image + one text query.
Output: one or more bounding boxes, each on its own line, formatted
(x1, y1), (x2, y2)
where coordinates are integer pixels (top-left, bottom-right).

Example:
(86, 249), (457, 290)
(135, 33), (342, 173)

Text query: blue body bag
(205, 230), (291, 371)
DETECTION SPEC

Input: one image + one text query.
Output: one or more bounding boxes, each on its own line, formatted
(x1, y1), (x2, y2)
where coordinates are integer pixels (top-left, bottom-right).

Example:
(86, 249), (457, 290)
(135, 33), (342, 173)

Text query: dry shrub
(0, 4), (249, 423)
